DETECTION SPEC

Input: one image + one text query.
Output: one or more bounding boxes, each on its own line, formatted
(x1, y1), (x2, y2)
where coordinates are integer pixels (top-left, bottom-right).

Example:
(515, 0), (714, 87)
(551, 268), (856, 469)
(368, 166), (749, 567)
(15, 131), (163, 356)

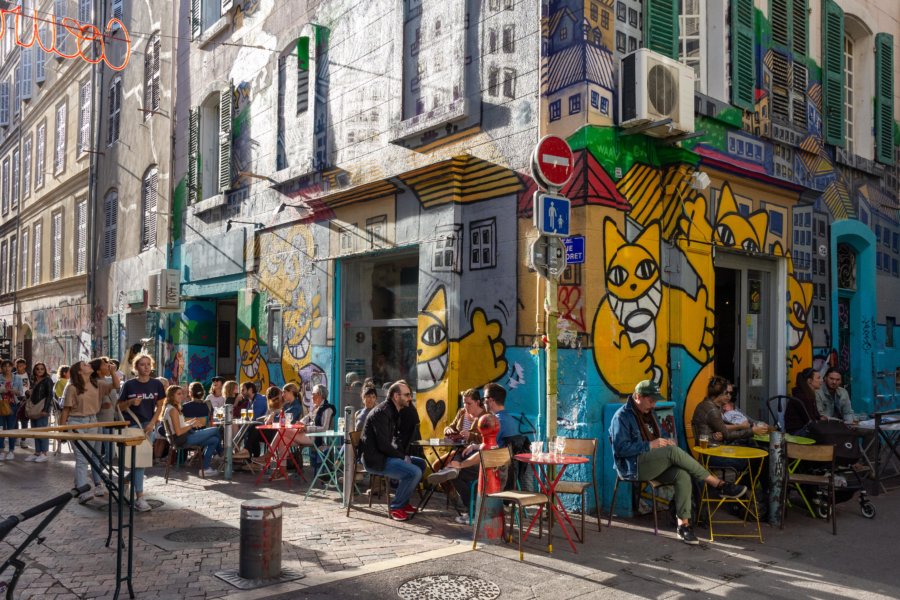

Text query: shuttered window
(55, 0), (68, 57)
(144, 34), (161, 120)
(188, 107), (199, 203)
(218, 87), (232, 193)
(78, 80), (92, 155)
(35, 123), (45, 189)
(191, 0), (201, 39)
(32, 222), (41, 286)
(730, 0), (755, 110)
(9, 235), (16, 291)
(141, 167), (158, 251)
(820, 0), (844, 146)
(20, 47), (32, 101)
(875, 33), (894, 165)
(297, 37), (310, 114)
(1, 158), (8, 215)
(103, 190), (118, 262)
(22, 136), (31, 200)
(0, 241), (7, 294)
(0, 80), (8, 126)
(108, 77), (121, 145)
(54, 102), (66, 174)
(51, 211), (62, 280)
(644, 0), (678, 59)
(78, 0), (92, 23)
(35, 27), (47, 83)
(75, 199), (87, 274)
(11, 149), (19, 209)
(112, 0), (124, 21)
(20, 228), (27, 289)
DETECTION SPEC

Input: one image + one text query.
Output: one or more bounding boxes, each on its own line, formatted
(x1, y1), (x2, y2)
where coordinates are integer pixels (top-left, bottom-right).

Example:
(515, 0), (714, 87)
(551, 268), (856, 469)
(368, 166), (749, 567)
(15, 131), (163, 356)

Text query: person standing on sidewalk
(117, 354), (166, 512)
(15, 358), (31, 450)
(24, 362), (54, 463)
(360, 380), (426, 521)
(609, 380), (748, 545)
(59, 361), (121, 503)
(0, 360), (25, 460)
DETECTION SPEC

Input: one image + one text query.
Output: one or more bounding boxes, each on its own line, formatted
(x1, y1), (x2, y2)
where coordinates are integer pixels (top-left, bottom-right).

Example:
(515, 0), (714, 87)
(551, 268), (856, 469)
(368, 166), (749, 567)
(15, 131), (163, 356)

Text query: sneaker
(201, 467), (218, 477)
(677, 525), (700, 545)
(78, 493), (93, 505)
(389, 508), (410, 521)
(0, 453), (5, 461)
(34, 454), (48, 463)
(427, 467), (459, 486)
(4, 451), (14, 460)
(402, 503), (418, 514)
(133, 498), (152, 512)
(454, 514), (471, 525)
(94, 486), (106, 498)
(718, 482), (748, 499)
(24, 454), (37, 462)
(19, 442), (29, 450)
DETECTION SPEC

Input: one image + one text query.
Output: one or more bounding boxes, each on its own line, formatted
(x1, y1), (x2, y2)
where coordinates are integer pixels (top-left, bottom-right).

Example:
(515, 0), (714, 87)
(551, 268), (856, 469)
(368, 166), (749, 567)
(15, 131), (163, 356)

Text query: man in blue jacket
(609, 380), (747, 545)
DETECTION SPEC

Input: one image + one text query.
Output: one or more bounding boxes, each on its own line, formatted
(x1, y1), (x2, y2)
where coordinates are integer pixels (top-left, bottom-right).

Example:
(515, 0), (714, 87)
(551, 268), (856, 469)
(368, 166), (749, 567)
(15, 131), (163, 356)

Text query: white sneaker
(19, 442), (29, 450)
(94, 486), (106, 498)
(24, 454), (37, 462)
(133, 498), (152, 512)
(454, 514), (471, 525)
(201, 467), (218, 477)
(5, 451), (14, 460)
(34, 454), (48, 463)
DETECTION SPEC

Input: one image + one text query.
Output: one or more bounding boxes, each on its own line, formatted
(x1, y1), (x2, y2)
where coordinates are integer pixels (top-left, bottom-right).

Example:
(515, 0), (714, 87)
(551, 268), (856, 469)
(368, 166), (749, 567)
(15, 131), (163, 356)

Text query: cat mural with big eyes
(592, 218), (715, 396)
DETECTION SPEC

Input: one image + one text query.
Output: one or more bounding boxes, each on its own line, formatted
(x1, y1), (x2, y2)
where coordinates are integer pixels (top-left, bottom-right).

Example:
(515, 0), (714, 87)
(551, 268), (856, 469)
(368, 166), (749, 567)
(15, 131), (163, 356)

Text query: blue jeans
(30, 416), (49, 452)
(366, 456), (425, 510)
(185, 427), (222, 469)
(129, 421), (152, 495)
(68, 415), (102, 490)
(0, 404), (17, 450)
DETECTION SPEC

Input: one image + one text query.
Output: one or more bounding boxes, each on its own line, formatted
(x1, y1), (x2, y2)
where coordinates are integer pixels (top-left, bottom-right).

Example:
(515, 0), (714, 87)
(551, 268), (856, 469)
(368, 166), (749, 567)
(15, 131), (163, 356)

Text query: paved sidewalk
(2, 444), (899, 599)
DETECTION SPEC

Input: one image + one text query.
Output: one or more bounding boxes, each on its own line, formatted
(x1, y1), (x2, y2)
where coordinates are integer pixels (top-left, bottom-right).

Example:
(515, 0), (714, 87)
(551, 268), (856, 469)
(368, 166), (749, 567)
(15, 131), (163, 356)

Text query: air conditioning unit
(148, 269), (181, 310)
(619, 48), (695, 137)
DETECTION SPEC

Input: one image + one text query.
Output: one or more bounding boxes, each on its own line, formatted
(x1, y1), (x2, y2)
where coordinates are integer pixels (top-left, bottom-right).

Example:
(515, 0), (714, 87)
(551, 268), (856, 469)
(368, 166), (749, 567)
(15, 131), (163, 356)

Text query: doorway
(340, 250), (419, 413)
(216, 300), (237, 379)
(713, 253), (787, 421)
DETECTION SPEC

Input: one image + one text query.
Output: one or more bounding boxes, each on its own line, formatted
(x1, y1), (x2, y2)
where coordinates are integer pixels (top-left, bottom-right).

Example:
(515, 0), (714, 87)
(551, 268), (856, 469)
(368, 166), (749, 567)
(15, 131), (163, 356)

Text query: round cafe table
(514, 453), (588, 554)
(693, 445), (768, 543)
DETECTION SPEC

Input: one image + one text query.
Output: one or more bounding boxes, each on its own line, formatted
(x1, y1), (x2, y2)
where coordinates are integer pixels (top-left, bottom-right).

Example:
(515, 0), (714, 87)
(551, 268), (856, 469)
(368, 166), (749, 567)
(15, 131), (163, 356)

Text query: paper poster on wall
(749, 350), (764, 386)
(749, 279), (761, 313)
(746, 314), (758, 350)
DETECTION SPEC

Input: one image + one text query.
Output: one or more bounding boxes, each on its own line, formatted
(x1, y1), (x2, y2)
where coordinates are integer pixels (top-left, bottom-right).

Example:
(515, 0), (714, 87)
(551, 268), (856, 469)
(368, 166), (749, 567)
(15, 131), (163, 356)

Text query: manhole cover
(164, 527), (239, 543)
(398, 575), (500, 600)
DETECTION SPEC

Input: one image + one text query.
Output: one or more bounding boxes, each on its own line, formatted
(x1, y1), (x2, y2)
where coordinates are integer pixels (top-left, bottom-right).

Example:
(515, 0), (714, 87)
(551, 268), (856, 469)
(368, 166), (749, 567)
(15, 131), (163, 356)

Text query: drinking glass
(285, 413), (293, 426)
(337, 417), (346, 433)
(699, 434), (709, 449)
(555, 436), (567, 456)
(530, 441), (542, 456)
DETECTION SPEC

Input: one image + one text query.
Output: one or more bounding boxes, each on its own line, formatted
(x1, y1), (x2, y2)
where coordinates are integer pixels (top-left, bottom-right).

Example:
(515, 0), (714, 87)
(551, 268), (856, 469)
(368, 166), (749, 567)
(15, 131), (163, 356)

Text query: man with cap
(609, 379), (748, 545)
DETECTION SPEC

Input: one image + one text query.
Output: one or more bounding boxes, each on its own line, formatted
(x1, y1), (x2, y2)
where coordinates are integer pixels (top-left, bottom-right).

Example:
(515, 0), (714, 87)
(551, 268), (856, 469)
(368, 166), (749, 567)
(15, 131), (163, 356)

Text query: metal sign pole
(546, 277), (558, 441)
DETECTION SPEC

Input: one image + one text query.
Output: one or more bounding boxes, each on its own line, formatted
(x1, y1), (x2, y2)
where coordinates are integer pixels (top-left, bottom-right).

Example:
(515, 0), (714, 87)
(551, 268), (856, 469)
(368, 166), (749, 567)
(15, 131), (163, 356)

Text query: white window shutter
(35, 28), (47, 83)
(35, 125), (45, 188)
(11, 150), (19, 209)
(32, 222), (41, 285)
(218, 87), (232, 193)
(112, 0), (124, 21)
(191, 0), (201, 39)
(152, 36), (161, 111)
(188, 107), (200, 203)
(22, 138), (30, 199)
(142, 169), (158, 251)
(0, 80), (8, 126)
(105, 191), (118, 261)
(143, 43), (152, 118)
(222, 0), (233, 15)
(79, 81), (91, 153)
(20, 48), (32, 101)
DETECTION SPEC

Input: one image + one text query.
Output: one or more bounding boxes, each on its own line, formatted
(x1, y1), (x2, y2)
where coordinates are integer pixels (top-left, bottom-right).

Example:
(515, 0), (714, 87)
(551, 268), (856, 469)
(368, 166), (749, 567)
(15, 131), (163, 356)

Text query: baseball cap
(634, 380), (663, 400)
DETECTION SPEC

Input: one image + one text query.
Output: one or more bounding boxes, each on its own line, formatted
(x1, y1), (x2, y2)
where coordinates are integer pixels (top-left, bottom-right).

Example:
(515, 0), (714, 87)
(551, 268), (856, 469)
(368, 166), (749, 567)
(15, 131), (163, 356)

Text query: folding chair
(556, 437), (602, 541)
(345, 431), (391, 516)
(780, 442), (837, 535)
(607, 436), (673, 535)
(162, 419), (206, 483)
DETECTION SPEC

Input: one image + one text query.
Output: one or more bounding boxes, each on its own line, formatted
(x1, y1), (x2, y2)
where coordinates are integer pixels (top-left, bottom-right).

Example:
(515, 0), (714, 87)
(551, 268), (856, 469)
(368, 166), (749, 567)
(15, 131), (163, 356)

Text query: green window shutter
(770, 0), (789, 48)
(791, 0), (807, 58)
(731, 0), (755, 110)
(188, 107), (199, 204)
(821, 0), (844, 146)
(643, 0), (678, 59)
(875, 33), (895, 165)
(297, 36), (309, 71)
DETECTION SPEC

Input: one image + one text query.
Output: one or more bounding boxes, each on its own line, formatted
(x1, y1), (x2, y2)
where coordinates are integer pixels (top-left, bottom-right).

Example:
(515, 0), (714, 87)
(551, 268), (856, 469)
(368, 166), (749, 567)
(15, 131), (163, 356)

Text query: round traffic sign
(531, 135), (574, 189)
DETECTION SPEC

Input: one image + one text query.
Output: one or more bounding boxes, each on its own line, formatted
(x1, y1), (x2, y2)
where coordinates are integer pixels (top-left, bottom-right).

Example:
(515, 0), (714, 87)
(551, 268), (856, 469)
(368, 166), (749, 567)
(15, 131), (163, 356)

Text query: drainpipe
(86, 0), (106, 356)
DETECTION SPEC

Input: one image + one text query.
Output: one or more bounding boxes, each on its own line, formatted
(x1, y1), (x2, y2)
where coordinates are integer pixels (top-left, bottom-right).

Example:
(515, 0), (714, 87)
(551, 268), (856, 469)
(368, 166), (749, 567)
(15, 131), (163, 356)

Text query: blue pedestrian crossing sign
(534, 192), (570, 237)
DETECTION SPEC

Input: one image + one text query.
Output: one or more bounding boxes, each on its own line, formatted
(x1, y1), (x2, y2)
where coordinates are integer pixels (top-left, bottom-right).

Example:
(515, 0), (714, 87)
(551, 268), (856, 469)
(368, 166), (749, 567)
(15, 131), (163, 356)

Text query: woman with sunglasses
(24, 363), (54, 462)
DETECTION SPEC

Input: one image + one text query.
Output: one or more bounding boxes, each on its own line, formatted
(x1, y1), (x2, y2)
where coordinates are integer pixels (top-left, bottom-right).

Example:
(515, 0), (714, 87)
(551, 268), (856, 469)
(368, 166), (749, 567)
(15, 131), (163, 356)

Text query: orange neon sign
(0, 6), (131, 71)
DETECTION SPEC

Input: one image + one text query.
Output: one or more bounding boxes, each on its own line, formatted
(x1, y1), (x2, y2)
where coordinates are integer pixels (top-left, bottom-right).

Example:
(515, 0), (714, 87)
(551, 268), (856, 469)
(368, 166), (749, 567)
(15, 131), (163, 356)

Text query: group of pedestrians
(0, 358), (59, 463)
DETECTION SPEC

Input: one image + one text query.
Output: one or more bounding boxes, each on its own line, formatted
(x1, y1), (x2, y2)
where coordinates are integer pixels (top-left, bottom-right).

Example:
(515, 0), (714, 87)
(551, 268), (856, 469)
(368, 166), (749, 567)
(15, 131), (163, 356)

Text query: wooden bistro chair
(556, 437), (602, 542)
(780, 442), (837, 535)
(607, 436), (673, 535)
(345, 430), (391, 516)
(472, 447), (548, 561)
(162, 419), (206, 484)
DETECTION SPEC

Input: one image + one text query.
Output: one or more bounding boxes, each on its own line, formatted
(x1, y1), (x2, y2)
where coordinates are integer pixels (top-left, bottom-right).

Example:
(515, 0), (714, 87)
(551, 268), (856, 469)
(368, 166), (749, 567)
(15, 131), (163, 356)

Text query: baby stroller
(803, 420), (876, 519)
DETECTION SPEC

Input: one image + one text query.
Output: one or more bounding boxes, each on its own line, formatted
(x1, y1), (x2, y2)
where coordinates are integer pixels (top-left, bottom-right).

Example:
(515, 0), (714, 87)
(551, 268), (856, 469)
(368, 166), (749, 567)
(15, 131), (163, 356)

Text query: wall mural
(238, 327), (270, 391)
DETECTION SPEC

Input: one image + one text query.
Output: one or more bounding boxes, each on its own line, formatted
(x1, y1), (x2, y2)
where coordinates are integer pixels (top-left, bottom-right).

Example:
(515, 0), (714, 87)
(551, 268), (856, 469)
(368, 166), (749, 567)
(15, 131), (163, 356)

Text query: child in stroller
(799, 419), (876, 519)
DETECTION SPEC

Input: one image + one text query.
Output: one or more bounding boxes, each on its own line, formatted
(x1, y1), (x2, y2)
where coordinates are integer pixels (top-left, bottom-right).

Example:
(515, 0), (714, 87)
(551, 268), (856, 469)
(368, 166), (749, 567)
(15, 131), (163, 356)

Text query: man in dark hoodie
(361, 380), (426, 521)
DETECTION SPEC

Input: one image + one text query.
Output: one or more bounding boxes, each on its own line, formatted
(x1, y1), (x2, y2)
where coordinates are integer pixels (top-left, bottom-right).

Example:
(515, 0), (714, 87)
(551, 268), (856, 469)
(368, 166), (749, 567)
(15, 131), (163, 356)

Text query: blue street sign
(564, 236), (585, 264)
(534, 192), (570, 237)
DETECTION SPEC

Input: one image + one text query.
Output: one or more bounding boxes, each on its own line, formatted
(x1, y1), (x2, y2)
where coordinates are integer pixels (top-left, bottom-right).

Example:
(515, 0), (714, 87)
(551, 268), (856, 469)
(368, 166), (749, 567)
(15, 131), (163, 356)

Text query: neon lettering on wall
(1, 6), (131, 72)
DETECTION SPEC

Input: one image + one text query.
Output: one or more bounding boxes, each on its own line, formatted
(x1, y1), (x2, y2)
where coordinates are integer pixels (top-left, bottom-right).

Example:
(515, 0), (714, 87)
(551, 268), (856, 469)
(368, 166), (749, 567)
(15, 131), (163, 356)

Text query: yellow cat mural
(415, 286), (507, 439)
(593, 219), (714, 397)
(282, 292), (322, 384)
(714, 184), (768, 253)
(238, 328), (270, 391)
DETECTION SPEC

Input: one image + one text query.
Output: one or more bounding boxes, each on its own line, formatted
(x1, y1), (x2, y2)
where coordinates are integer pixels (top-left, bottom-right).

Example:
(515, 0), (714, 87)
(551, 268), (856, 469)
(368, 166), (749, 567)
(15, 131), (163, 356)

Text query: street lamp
(224, 219), (263, 232)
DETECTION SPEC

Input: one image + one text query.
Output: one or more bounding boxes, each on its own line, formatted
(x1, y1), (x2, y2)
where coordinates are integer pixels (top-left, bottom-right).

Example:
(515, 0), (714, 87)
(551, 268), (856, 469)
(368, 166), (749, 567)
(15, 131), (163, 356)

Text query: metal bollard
(224, 403), (233, 481)
(768, 430), (784, 526)
(239, 499), (283, 580)
(343, 405), (354, 508)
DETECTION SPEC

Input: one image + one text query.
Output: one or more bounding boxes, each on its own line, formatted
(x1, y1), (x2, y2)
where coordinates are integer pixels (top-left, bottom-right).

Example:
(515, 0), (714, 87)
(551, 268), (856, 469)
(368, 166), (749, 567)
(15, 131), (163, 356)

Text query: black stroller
(803, 419), (876, 519)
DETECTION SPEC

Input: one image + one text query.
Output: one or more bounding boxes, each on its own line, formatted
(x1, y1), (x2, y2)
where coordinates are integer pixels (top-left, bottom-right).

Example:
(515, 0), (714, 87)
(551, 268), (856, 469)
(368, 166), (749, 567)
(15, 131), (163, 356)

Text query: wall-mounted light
(225, 219), (264, 232)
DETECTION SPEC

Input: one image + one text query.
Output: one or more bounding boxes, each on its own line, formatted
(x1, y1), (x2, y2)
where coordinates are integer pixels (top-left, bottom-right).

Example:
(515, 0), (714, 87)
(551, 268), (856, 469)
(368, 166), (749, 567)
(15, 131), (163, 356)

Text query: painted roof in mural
(545, 44), (615, 95)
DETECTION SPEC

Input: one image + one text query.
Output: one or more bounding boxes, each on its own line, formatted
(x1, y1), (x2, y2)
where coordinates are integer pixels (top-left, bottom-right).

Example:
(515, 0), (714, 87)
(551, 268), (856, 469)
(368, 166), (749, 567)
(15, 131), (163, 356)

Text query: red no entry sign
(531, 135), (574, 190)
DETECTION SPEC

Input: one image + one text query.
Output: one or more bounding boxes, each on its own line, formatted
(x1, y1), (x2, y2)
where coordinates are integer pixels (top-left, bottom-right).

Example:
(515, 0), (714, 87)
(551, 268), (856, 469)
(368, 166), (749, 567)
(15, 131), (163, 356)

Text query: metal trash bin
(239, 499), (283, 580)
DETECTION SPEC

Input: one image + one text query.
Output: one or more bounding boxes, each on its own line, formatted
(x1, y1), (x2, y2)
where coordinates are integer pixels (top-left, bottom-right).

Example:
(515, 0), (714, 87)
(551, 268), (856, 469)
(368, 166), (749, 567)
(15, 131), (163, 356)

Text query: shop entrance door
(340, 250), (419, 414)
(713, 253), (787, 421)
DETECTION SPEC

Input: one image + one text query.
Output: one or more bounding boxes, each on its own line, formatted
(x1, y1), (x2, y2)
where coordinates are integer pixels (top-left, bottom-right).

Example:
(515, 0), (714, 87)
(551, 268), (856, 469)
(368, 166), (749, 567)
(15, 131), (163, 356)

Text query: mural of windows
(366, 215), (387, 249)
(432, 224), (462, 272)
(338, 223), (356, 253)
(549, 99), (561, 121)
(502, 68), (516, 99)
(502, 25), (515, 52)
(591, 90), (600, 109)
(488, 67), (500, 96)
(469, 219), (496, 270)
(569, 93), (581, 114)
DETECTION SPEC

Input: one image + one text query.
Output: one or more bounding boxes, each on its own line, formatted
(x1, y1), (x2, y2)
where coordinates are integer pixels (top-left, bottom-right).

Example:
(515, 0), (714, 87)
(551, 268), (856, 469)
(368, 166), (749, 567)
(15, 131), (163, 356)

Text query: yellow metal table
(694, 445), (768, 543)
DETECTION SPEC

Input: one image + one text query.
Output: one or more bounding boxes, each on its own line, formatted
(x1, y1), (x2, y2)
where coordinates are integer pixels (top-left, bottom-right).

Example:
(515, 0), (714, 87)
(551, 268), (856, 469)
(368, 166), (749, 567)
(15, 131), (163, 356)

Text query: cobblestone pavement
(0, 445), (466, 599)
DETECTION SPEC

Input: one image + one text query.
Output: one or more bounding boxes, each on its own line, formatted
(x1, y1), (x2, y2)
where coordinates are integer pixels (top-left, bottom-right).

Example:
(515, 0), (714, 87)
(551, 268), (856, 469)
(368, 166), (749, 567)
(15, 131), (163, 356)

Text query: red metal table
(514, 453), (588, 553)
(255, 424), (306, 487)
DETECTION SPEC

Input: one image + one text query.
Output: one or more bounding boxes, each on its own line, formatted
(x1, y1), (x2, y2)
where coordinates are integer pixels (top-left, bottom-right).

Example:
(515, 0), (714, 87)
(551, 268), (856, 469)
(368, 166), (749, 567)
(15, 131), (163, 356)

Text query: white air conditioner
(148, 269), (181, 310)
(619, 48), (695, 137)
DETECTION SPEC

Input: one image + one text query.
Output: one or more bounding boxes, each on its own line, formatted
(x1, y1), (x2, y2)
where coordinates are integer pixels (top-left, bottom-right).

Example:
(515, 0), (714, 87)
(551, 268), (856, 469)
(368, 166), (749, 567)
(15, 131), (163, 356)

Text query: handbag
(123, 409), (153, 469)
(25, 398), (44, 419)
(0, 396), (10, 417)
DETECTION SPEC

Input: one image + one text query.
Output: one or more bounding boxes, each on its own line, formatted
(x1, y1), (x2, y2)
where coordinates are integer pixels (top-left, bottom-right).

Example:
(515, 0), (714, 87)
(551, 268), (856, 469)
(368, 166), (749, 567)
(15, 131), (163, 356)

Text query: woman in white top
(162, 385), (222, 477)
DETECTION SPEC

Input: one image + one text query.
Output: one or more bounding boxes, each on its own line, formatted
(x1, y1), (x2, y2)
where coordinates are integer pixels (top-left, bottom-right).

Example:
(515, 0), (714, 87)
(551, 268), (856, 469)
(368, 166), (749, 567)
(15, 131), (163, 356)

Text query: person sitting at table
(206, 376), (226, 412)
(397, 397), (422, 459)
(246, 387), (283, 462)
(428, 389), (485, 488)
(282, 382), (304, 424)
(360, 380), (427, 521)
(816, 368), (855, 421)
(183, 382), (211, 428)
(238, 382), (267, 421)
(785, 367), (826, 435)
(611, 379), (748, 545)
(300, 384), (334, 470)
(162, 385), (222, 477)
(692, 376), (768, 446)
(355, 385), (378, 431)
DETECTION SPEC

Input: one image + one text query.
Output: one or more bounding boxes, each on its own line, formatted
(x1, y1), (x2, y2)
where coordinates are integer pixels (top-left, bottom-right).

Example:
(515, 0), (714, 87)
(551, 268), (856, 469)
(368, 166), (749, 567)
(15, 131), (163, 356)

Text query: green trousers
(637, 446), (711, 521)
